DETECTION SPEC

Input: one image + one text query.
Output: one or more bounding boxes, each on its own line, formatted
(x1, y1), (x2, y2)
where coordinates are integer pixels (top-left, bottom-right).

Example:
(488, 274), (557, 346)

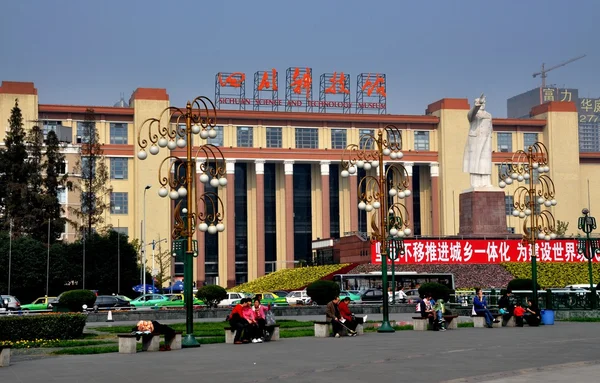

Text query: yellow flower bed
(229, 264), (350, 293)
(502, 262), (600, 288)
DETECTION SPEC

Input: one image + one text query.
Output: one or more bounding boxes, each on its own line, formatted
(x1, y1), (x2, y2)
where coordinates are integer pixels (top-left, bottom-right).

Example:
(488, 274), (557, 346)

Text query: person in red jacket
(228, 298), (251, 344)
(338, 297), (367, 336)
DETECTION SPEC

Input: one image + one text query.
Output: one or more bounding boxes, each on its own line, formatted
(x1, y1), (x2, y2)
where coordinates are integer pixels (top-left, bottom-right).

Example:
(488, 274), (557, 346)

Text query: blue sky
(0, 0), (597, 117)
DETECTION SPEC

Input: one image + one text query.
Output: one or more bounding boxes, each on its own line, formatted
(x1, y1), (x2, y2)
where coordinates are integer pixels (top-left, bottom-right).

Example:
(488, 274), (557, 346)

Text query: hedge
(0, 313), (87, 341)
(306, 280), (340, 305)
(57, 289), (97, 312)
(502, 262), (600, 288)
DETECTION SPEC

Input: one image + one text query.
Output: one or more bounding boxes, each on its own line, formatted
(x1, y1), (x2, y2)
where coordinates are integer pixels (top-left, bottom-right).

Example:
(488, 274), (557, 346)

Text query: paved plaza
(1, 321), (599, 382)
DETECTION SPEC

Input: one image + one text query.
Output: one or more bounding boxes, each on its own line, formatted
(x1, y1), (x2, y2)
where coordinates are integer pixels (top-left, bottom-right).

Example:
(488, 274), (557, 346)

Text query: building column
(195, 161), (205, 287)
(284, 160), (295, 267)
(404, 162), (414, 229)
(320, 161), (331, 239)
(226, 159), (236, 287)
(255, 160), (266, 277)
(430, 162), (440, 236)
(349, 167), (358, 232)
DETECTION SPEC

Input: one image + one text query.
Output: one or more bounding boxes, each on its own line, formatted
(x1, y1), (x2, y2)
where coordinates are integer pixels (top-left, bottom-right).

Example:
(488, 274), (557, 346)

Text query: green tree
(0, 100), (31, 236)
(42, 130), (68, 243)
(68, 108), (111, 237)
(22, 124), (46, 239)
(196, 285), (228, 308)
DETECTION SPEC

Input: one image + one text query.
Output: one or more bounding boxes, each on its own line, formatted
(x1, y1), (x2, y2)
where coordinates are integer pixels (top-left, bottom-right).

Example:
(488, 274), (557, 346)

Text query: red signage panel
(371, 239), (596, 264)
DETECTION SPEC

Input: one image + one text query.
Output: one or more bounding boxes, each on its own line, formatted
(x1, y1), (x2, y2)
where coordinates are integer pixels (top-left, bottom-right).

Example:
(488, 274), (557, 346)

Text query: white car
(286, 290), (311, 305)
(218, 292), (247, 307)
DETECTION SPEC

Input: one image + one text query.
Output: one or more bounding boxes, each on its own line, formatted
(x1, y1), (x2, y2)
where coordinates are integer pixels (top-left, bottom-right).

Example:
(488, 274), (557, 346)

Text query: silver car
(0, 295), (21, 311)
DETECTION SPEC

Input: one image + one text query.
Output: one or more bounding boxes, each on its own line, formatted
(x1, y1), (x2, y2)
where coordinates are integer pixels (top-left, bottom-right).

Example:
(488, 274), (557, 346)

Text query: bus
(332, 272), (455, 292)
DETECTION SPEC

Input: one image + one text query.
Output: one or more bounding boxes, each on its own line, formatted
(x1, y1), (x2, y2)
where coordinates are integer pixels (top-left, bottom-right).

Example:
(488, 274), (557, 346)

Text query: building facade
(507, 86), (600, 152)
(1, 81), (598, 288)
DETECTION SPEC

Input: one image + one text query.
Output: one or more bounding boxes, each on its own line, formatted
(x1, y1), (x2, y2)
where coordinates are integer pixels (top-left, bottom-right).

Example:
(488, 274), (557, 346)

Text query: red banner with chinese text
(370, 239), (597, 264)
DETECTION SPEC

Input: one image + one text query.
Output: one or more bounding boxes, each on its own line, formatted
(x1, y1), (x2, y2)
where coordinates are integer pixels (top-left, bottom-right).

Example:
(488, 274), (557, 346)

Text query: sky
(0, 0), (598, 117)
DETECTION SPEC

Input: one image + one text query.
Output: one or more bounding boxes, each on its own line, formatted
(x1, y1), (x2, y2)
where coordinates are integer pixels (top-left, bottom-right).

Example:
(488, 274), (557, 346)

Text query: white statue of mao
(463, 94), (493, 188)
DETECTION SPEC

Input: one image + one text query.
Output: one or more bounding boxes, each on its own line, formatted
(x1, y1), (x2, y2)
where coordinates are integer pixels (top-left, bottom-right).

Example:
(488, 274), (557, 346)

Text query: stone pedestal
(459, 188), (507, 236)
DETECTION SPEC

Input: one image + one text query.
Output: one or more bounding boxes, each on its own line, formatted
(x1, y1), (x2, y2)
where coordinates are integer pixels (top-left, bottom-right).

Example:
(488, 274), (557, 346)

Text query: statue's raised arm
(467, 93), (485, 123)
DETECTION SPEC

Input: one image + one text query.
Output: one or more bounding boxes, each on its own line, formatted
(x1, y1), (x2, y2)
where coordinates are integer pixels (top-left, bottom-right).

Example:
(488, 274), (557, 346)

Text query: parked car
(286, 290), (311, 305)
(155, 294), (205, 308)
(114, 295), (132, 302)
(252, 292), (289, 306)
(218, 292), (247, 307)
(360, 289), (384, 303)
(93, 295), (131, 310)
(21, 296), (57, 311)
(130, 294), (168, 308)
(339, 290), (362, 304)
(0, 295), (21, 311)
(404, 289), (422, 303)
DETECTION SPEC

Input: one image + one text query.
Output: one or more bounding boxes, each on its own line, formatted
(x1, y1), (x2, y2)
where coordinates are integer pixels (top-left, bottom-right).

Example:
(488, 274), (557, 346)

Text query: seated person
(252, 298), (273, 339)
(419, 294), (440, 331)
(325, 296), (344, 337)
(433, 298), (446, 331)
(131, 320), (176, 351)
(524, 299), (541, 327)
(242, 298), (261, 343)
(228, 298), (251, 344)
(498, 290), (515, 326)
(473, 288), (499, 328)
(513, 302), (525, 327)
(338, 297), (368, 336)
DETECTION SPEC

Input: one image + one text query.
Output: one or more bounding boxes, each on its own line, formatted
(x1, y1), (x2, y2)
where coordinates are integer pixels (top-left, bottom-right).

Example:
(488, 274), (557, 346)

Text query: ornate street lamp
(137, 97), (226, 348)
(577, 208), (599, 309)
(499, 142), (557, 305)
(341, 125), (411, 332)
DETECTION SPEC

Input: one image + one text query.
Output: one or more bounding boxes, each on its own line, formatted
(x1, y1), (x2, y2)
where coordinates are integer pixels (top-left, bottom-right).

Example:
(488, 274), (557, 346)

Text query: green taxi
(21, 296), (57, 311)
(155, 294), (205, 308)
(252, 292), (289, 307)
(130, 294), (168, 308)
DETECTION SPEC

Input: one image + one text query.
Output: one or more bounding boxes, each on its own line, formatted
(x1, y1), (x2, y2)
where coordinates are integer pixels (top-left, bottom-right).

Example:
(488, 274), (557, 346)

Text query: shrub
(196, 285), (228, 308)
(507, 278), (541, 292)
(418, 282), (451, 301)
(0, 314), (87, 341)
(306, 280), (340, 305)
(57, 290), (97, 312)
(502, 262), (600, 288)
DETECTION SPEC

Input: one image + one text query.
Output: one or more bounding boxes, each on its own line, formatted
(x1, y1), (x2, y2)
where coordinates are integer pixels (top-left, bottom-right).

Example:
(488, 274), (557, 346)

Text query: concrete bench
(314, 321), (364, 337)
(224, 324), (280, 344)
(504, 316), (516, 327)
(117, 331), (182, 353)
(0, 346), (10, 367)
(471, 314), (503, 328)
(412, 315), (458, 330)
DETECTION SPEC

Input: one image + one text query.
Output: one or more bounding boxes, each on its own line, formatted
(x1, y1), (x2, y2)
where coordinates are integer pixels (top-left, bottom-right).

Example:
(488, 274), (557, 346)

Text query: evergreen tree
(0, 100), (31, 236)
(43, 130), (68, 243)
(68, 108), (111, 237)
(23, 124), (46, 236)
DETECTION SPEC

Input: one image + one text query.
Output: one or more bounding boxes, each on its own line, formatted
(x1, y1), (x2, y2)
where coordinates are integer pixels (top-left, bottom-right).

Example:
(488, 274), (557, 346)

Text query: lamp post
(577, 208), (599, 309)
(499, 142), (557, 305)
(8, 219), (13, 295)
(137, 96), (226, 348)
(143, 185), (151, 293)
(46, 217), (51, 299)
(341, 125), (411, 333)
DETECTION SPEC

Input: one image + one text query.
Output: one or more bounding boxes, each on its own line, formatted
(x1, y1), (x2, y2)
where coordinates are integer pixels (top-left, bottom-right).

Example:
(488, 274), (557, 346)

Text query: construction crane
(533, 54), (586, 88)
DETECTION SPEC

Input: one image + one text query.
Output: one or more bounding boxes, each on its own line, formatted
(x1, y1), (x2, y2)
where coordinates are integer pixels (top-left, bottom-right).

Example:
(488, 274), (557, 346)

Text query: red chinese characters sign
(371, 239), (598, 264)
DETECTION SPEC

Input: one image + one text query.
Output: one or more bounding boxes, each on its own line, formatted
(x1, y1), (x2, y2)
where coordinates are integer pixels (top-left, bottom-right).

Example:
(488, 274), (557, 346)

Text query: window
(497, 164), (510, 178)
(525, 168), (540, 184)
(110, 158), (128, 180)
(208, 126), (223, 146)
(295, 128), (318, 148)
(80, 157), (95, 178)
(497, 133), (512, 152)
(414, 131), (430, 151)
(110, 192), (128, 214)
(110, 123), (128, 144)
(505, 195), (514, 215)
(266, 127), (282, 148)
(81, 192), (96, 214)
(331, 129), (347, 149)
(523, 133), (538, 148)
(57, 188), (67, 205)
(236, 126), (253, 147)
(76, 122), (96, 143)
(387, 129), (402, 146)
(43, 121), (61, 136)
(359, 129), (374, 149)
(58, 160), (67, 175)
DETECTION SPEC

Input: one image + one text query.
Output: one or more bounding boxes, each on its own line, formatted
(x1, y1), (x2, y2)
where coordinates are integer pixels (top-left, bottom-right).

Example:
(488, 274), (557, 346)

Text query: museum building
(0, 81), (597, 287)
